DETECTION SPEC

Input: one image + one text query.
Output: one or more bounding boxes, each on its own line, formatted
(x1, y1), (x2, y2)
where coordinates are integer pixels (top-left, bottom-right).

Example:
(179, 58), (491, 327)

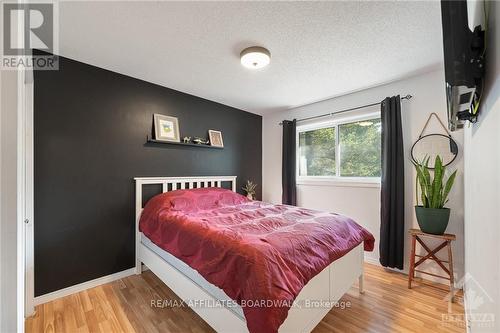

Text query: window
(298, 127), (336, 176)
(339, 118), (381, 177)
(297, 115), (381, 181)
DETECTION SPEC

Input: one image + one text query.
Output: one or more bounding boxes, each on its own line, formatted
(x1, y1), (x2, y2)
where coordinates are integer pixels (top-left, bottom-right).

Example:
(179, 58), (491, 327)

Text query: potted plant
(413, 155), (457, 235)
(242, 180), (257, 200)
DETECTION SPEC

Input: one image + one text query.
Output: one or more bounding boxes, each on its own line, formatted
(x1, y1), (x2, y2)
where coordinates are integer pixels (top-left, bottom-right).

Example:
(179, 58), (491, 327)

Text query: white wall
(0, 69), (22, 333)
(263, 69), (465, 280)
(463, 1), (499, 331)
(0, 65), (2, 332)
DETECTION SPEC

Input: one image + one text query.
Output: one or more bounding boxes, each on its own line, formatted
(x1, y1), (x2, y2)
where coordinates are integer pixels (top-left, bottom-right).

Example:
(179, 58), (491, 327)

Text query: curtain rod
(278, 94), (413, 125)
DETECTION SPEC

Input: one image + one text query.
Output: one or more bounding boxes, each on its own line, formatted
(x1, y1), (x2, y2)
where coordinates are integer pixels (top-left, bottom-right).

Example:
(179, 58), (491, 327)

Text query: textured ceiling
(58, 1), (443, 114)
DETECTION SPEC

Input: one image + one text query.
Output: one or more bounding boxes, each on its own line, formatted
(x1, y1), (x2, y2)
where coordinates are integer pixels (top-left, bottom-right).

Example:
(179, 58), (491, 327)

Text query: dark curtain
(282, 119), (297, 205)
(379, 95), (405, 269)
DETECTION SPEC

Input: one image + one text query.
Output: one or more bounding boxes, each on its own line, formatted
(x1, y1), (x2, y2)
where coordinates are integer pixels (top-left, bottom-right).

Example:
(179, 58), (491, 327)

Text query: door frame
(21, 65), (35, 317)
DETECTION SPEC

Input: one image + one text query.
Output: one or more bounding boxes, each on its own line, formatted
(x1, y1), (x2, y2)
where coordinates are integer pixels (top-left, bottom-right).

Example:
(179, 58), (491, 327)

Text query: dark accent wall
(34, 54), (262, 296)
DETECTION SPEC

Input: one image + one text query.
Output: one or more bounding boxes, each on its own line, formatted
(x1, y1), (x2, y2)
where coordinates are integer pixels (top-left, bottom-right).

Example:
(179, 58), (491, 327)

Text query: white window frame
(296, 110), (381, 188)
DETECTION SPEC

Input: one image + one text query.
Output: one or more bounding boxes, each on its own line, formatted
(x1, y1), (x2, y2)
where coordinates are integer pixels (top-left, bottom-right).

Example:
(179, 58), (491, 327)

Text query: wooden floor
(26, 263), (465, 333)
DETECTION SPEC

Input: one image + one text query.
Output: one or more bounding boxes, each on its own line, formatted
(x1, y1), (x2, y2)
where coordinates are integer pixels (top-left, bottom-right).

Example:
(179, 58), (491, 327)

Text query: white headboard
(134, 176), (237, 218)
(134, 176), (237, 271)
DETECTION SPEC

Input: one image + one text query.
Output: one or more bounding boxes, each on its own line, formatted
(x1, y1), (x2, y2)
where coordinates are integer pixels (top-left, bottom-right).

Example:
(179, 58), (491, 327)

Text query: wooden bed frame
(135, 176), (364, 333)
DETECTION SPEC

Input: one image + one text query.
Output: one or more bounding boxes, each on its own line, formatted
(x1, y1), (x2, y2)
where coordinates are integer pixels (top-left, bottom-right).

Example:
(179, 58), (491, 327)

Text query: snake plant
(413, 155), (457, 209)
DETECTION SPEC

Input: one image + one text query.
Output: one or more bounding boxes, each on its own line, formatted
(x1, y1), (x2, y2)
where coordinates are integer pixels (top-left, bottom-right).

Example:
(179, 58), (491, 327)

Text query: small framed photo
(208, 130), (224, 148)
(154, 114), (180, 142)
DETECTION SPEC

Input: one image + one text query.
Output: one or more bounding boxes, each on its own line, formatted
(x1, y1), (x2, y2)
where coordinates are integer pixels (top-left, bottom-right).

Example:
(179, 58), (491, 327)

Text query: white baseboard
(34, 268), (135, 306)
(364, 257), (408, 275)
(364, 256), (381, 266)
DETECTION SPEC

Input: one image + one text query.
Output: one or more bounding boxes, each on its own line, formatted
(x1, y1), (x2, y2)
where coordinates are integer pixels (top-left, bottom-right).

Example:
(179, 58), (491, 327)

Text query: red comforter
(139, 188), (374, 333)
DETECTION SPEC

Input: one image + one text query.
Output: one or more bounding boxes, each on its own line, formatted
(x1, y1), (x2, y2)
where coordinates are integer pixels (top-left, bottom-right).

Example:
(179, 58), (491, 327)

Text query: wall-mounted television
(441, 0), (485, 131)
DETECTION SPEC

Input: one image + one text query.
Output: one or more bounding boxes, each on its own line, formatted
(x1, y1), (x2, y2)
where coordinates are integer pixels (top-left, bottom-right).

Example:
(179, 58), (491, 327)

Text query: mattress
(141, 234), (245, 319)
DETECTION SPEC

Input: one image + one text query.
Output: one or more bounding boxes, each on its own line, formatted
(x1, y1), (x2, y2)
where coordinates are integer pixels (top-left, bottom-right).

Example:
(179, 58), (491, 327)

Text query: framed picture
(208, 130), (224, 148)
(154, 114), (180, 142)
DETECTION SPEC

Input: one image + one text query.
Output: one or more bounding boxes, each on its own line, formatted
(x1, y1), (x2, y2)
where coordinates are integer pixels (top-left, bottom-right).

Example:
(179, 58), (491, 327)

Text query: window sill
(296, 178), (381, 188)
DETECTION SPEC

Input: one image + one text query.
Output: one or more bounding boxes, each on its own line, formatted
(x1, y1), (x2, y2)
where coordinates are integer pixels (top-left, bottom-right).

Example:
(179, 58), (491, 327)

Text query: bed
(134, 176), (374, 333)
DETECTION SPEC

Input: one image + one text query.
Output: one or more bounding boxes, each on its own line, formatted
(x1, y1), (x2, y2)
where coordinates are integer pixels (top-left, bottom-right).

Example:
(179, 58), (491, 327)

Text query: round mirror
(411, 134), (458, 168)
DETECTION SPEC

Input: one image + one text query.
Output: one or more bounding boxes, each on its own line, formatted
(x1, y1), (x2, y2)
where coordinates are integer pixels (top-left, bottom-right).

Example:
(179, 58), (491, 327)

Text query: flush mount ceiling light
(240, 46), (271, 69)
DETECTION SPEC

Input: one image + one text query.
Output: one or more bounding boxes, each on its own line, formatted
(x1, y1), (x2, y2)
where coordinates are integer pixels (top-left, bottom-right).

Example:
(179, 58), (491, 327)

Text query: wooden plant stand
(408, 228), (456, 302)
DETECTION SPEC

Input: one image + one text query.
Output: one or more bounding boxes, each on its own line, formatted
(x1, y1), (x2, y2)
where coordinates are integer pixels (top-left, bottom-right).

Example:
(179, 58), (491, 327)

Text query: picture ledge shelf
(145, 136), (223, 149)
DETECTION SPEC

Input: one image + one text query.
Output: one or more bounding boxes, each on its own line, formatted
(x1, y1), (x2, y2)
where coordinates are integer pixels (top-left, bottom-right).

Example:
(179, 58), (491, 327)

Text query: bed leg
(358, 274), (365, 294)
(135, 259), (142, 275)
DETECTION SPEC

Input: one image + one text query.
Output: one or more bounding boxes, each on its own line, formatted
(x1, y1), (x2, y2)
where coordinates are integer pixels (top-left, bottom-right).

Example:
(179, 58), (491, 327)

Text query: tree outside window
(297, 117), (381, 179)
